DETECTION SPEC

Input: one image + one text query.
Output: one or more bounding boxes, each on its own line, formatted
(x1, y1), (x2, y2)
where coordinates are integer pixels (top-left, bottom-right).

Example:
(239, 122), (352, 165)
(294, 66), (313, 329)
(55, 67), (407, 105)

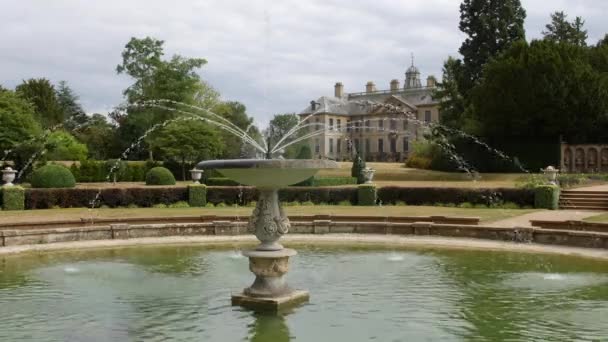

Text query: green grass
(0, 205), (537, 224)
(583, 213), (608, 223)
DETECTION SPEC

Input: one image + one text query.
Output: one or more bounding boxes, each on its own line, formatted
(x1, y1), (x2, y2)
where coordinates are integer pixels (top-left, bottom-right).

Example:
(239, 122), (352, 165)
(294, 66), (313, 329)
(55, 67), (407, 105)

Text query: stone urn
(2, 167), (17, 186)
(541, 166), (559, 185)
(190, 169), (203, 184)
(361, 167), (376, 184)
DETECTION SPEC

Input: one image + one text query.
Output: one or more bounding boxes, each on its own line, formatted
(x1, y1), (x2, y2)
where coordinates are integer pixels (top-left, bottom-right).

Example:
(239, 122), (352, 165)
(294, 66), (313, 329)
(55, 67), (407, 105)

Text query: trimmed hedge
(25, 187), (188, 209)
(2, 186), (25, 210)
(70, 160), (159, 182)
(357, 184), (377, 206)
(30, 164), (76, 188)
(534, 185), (560, 210)
(20, 186), (534, 209)
(205, 177), (241, 186)
(146, 167), (176, 186)
(377, 187), (535, 207)
(311, 177), (357, 187)
(188, 184), (207, 207)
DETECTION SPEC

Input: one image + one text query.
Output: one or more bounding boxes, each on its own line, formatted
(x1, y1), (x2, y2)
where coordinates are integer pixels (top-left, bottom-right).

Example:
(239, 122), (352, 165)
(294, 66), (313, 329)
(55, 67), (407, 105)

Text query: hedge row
(69, 160), (161, 182)
(14, 186), (534, 209)
(25, 187), (187, 209)
(377, 187), (535, 207)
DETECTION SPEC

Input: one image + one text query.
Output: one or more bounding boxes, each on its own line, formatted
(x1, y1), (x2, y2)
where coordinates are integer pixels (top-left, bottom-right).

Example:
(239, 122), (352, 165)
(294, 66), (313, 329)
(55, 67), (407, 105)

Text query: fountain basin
(196, 159), (338, 187)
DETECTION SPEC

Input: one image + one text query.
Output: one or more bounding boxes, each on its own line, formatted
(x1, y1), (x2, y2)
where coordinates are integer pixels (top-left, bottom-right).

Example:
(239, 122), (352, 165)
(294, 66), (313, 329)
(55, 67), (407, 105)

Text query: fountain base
(231, 248), (309, 311)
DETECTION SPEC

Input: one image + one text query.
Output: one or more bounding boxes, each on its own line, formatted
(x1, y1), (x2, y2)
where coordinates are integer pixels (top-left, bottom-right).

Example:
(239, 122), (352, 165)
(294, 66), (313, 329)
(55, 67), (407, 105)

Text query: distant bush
(377, 187), (534, 207)
(169, 201), (190, 208)
(312, 177), (357, 187)
(30, 164), (76, 188)
(145, 167), (176, 186)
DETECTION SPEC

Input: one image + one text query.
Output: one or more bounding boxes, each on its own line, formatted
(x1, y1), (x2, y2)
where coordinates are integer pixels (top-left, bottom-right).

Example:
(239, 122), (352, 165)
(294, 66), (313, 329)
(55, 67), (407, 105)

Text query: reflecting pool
(1, 244), (607, 341)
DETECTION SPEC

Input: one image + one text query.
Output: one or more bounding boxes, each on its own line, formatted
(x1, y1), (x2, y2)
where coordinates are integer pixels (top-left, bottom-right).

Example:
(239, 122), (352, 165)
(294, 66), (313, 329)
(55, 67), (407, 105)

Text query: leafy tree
(115, 37), (215, 160)
(588, 34), (608, 74)
(45, 130), (88, 161)
(0, 90), (43, 170)
(458, 0), (526, 90)
(542, 11), (588, 47)
(469, 40), (608, 144)
(212, 101), (260, 158)
(267, 113), (302, 158)
(56, 81), (88, 131)
(154, 119), (223, 180)
(15, 78), (64, 128)
(75, 114), (116, 160)
(434, 57), (467, 128)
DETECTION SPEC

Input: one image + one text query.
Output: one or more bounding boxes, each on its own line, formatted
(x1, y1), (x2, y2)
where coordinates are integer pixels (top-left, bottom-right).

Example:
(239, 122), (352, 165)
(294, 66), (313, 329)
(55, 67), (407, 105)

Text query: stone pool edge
(1, 234), (607, 261)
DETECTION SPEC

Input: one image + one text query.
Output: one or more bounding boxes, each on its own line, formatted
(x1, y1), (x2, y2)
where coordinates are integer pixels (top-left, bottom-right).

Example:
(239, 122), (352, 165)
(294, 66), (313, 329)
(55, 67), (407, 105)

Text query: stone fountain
(196, 159), (338, 311)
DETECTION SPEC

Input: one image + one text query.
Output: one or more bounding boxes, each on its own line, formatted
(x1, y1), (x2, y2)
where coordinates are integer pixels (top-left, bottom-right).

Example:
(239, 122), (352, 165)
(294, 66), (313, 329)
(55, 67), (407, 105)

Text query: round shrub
(145, 167), (176, 186)
(30, 164), (76, 188)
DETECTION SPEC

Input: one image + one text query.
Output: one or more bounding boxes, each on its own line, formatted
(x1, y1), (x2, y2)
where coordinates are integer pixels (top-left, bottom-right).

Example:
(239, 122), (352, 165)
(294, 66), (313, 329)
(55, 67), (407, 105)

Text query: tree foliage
(15, 78), (64, 128)
(542, 11), (588, 47)
(212, 101), (260, 158)
(75, 114), (116, 160)
(45, 130), (88, 161)
(267, 113), (302, 158)
(0, 90), (42, 169)
(56, 81), (87, 131)
(154, 119), (223, 180)
(469, 40), (608, 143)
(434, 57), (466, 128)
(458, 0), (526, 90)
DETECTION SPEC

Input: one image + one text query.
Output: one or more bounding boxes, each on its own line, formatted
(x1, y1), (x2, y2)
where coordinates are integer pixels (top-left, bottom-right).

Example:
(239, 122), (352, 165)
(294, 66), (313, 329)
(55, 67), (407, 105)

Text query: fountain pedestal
(231, 249), (309, 311)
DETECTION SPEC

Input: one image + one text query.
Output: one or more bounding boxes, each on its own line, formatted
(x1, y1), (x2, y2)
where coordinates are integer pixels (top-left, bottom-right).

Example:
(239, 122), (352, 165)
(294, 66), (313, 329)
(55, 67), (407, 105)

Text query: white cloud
(0, 0), (605, 125)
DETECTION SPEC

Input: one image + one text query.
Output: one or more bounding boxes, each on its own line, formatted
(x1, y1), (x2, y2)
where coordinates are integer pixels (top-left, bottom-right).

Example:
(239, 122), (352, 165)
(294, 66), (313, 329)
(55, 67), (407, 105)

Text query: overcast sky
(1, 0), (606, 125)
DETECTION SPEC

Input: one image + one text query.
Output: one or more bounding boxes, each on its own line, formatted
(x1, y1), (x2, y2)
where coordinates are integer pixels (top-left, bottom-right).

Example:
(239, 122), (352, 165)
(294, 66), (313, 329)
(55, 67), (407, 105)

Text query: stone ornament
(2, 167), (17, 186)
(361, 167), (376, 184)
(189, 169), (203, 184)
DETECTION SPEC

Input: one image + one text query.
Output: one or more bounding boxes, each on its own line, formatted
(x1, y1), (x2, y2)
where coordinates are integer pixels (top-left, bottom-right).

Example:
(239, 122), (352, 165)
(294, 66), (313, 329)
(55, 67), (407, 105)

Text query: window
(315, 117), (320, 130)
(315, 139), (320, 153)
(378, 119), (384, 130)
(354, 139), (360, 153)
(390, 119), (396, 130)
(329, 138), (334, 153)
(403, 137), (409, 152)
(378, 139), (384, 153)
(365, 120), (370, 132)
(425, 110), (431, 123)
(390, 138), (396, 153)
(346, 120), (351, 132)
(403, 120), (408, 130)
(337, 119), (341, 131)
(337, 139), (341, 153)
(365, 139), (370, 154)
(329, 118), (334, 130)
(355, 121), (360, 132)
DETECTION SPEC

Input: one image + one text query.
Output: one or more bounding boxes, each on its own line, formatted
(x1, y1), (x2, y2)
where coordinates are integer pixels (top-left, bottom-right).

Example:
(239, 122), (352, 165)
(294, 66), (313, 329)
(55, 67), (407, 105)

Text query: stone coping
(196, 159), (339, 170)
(0, 215), (480, 230)
(0, 219), (607, 256)
(531, 219), (608, 233)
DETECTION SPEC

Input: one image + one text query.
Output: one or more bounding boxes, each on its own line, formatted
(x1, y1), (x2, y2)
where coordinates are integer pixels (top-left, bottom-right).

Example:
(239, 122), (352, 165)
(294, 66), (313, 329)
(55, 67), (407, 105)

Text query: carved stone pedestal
(231, 249), (309, 311)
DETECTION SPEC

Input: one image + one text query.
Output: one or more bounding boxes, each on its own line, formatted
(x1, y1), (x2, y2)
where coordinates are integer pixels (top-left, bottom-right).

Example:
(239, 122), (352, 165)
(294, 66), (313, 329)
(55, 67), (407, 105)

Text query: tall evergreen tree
(15, 78), (64, 128)
(434, 57), (466, 128)
(542, 11), (588, 47)
(56, 81), (88, 130)
(458, 0), (526, 90)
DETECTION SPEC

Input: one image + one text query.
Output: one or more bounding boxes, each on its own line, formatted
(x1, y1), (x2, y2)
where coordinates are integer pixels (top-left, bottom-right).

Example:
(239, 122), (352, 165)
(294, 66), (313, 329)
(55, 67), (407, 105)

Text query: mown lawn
(583, 213), (608, 223)
(0, 205), (537, 225)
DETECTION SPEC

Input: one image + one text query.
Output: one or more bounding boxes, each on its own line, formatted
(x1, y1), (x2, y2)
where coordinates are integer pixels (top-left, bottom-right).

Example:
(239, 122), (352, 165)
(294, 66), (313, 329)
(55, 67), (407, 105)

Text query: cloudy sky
(1, 0), (606, 125)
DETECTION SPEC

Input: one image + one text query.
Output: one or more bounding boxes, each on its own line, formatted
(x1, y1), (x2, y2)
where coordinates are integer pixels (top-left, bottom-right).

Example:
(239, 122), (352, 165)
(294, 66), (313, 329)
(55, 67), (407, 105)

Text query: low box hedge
(2, 186), (25, 210)
(205, 177), (241, 186)
(188, 184), (207, 207)
(357, 184), (377, 206)
(377, 187), (534, 207)
(534, 185), (560, 210)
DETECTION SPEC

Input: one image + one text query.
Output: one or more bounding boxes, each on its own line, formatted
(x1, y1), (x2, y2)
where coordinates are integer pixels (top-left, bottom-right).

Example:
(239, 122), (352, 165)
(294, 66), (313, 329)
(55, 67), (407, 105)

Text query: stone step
(559, 205), (608, 210)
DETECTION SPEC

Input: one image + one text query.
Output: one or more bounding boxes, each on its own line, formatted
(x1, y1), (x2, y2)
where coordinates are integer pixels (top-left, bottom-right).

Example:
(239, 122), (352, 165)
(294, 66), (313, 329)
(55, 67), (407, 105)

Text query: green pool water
(0, 244), (607, 341)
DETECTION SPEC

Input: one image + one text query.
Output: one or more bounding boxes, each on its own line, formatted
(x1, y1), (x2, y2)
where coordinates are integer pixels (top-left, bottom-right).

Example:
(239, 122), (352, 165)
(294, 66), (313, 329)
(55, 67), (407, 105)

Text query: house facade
(298, 63), (440, 162)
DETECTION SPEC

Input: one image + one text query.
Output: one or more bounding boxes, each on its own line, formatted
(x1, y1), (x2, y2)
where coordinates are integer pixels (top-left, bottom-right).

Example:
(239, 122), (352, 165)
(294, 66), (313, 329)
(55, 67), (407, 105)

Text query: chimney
(390, 79), (400, 92)
(365, 81), (376, 94)
(334, 82), (344, 98)
(426, 76), (437, 88)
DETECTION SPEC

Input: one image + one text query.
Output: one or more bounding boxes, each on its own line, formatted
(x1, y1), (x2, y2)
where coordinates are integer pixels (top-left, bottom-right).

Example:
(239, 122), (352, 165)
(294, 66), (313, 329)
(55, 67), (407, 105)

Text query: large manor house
(299, 61), (440, 161)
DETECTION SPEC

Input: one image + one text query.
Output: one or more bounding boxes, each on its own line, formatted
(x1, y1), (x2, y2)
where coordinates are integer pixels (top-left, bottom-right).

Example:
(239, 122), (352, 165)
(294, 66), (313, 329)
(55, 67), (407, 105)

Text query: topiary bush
(351, 154), (367, 184)
(2, 186), (25, 210)
(357, 184), (377, 206)
(205, 177), (241, 186)
(534, 185), (560, 210)
(145, 167), (176, 186)
(188, 184), (207, 207)
(30, 164), (76, 188)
